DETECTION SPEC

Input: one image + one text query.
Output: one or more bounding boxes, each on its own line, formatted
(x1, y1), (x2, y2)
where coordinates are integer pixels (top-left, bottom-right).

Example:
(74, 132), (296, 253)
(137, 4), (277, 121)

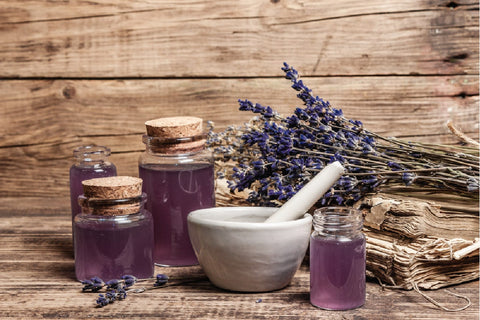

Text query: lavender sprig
(207, 62), (479, 206)
(80, 274), (169, 308)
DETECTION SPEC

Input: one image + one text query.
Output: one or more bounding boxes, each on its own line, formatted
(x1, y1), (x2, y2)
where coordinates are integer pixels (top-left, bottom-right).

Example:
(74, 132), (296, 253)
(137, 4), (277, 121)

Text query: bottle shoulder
(71, 161), (117, 170)
(311, 231), (365, 242)
(138, 149), (213, 165)
(74, 210), (152, 225)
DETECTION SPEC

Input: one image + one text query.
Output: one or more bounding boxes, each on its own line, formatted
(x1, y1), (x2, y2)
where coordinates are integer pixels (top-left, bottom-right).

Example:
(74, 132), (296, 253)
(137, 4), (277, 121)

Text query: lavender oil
(310, 207), (366, 310)
(139, 163), (214, 266)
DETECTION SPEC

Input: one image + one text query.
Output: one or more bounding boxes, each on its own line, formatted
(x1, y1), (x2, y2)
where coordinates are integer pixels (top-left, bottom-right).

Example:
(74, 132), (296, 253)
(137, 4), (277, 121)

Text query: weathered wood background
(0, 0), (478, 319)
(0, 0), (478, 200)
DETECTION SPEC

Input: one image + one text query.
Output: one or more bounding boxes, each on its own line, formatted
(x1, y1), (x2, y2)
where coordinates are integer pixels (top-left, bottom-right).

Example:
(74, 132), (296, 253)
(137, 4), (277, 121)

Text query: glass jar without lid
(138, 117), (215, 267)
(310, 206), (366, 310)
(74, 193), (154, 282)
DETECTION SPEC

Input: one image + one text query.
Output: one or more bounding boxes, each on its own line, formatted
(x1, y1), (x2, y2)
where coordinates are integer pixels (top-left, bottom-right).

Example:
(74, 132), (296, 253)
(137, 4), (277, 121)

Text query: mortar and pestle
(187, 161), (345, 292)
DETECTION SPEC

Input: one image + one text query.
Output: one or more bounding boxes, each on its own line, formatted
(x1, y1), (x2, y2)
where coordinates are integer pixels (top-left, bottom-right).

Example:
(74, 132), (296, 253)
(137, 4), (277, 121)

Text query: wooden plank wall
(0, 0), (478, 206)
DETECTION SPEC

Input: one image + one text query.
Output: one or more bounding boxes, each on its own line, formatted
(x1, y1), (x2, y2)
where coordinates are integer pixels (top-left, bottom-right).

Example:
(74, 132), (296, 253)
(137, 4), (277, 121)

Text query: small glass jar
(74, 193), (154, 282)
(139, 122), (215, 267)
(69, 145), (117, 220)
(310, 207), (366, 310)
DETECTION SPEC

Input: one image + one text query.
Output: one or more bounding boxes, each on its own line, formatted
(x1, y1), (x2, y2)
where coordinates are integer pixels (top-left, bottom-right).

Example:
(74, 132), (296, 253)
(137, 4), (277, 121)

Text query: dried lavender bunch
(208, 63), (479, 206)
(81, 274), (169, 308)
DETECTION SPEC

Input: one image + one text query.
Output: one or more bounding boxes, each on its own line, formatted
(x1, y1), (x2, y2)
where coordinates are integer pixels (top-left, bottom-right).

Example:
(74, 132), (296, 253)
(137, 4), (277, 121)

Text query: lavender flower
(116, 287), (127, 300)
(82, 274), (170, 308)
(121, 275), (137, 288)
(96, 294), (109, 307)
(81, 277), (104, 292)
(154, 274), (169, 287)
(208, 63), (479, 206)
(105, 279), (121, 290)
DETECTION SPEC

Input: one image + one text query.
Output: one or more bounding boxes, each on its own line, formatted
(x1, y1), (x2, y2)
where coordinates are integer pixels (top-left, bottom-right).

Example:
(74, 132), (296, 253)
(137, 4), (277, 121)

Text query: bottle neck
(143, 134), (206, 155)
(74, 145), (111, 164)
(78, 193), (146, 216)
(312, 207), (363, 239)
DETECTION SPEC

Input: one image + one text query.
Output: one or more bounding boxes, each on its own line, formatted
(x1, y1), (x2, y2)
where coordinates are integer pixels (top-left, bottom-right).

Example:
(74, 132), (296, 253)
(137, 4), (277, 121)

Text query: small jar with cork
(74, 176), (154, 282)
(139, 116), (215, 267)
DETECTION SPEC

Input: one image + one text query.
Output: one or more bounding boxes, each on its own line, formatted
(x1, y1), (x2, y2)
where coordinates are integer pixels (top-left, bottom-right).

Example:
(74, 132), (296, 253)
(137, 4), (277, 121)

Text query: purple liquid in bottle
(74, 211), (154, 281)
(69, 145), (117, 220)
(139, 163), (215, 266)
(310, 236), (366, 310)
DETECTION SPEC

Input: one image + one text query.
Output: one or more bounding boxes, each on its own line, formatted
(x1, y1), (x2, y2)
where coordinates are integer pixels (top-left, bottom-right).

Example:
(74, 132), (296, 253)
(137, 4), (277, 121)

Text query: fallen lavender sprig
(207, 62), (479, 206)
(81, 274), (169, 308)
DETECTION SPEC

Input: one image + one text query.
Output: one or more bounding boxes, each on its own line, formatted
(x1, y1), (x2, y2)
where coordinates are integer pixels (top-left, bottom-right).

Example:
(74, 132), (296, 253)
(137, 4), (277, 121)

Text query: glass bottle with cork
(139, 116), (215, 266)
(74, 176), (154, 282)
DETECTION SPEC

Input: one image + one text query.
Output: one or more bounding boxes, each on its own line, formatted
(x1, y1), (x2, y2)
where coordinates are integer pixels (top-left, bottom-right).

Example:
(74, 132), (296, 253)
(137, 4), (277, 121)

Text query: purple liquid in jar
(139, 163), (215, 266)
(310, 235), (366, 310)
(74, 211), (154, 281)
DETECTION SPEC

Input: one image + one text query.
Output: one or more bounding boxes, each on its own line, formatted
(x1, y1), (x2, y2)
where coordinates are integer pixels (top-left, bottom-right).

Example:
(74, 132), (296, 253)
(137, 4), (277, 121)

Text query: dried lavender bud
(121, 275), (137, 288)
(117, 287), (127, 300)
(80, 280), (94, 292)
(105, 290), (117, 302)
(96, 294), (110, 307)
(402, 172), (416, 186)
(105, 279), (121, 290)
(154, 274), (169, 287)
(81, 277), (104, 292)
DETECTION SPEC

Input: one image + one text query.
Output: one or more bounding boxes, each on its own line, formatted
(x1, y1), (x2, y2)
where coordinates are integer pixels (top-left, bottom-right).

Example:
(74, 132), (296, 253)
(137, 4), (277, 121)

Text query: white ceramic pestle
(264, 161), (345, 223)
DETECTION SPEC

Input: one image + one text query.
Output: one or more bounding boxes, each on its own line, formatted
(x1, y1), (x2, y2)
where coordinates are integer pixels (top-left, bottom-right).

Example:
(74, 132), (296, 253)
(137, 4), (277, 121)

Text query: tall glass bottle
(310, 207), (366, 310)
(69, 145), (117, 221)
(139, 117), (215, 266)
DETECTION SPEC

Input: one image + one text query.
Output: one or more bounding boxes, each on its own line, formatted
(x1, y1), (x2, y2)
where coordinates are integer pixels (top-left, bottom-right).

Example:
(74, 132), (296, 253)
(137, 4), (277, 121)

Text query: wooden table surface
(0, 197), (477, 319)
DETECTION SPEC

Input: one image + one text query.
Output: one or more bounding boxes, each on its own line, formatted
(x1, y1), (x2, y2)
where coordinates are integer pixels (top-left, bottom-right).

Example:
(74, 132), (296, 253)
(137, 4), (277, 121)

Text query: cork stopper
(144, 116), (206, 154)
(145, 116), (203, 138)
(81, 176), (143, 216)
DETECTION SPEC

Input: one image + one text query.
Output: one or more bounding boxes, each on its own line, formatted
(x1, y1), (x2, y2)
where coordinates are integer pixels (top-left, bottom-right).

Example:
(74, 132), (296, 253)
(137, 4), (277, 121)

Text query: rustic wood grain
(0, 76), (477, 197)
(0, 195), (477, 319)
(0, 0), (477, 77)
(0, 229), (478, 319)
(0, 0), (478, 318)
(0, 76), (478, 145)
(0, 201), (478, 320)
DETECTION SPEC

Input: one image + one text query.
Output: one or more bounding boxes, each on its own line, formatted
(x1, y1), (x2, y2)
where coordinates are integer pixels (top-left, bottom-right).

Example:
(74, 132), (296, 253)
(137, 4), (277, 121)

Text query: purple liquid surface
(139, 163), (215, 266)
(70, 163), (117, 218)
(310, 235), (366, 310)
(74, 212), (154, 281)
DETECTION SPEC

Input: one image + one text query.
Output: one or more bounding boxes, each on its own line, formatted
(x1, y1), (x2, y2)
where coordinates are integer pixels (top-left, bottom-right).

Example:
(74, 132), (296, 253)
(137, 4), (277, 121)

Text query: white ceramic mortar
(187, 207), (312, 292)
